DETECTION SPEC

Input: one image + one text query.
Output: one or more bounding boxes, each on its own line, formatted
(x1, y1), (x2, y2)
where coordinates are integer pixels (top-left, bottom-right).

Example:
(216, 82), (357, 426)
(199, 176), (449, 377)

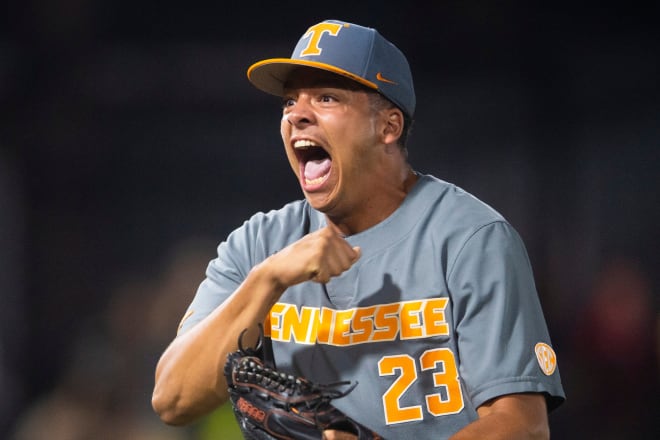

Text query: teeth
(294, 139), (318, 149)
(305, 175), (327, 185)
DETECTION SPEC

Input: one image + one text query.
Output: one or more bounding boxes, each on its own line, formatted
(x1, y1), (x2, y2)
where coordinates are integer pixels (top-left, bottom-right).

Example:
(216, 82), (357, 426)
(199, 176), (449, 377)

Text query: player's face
(281, 69), (394, 225)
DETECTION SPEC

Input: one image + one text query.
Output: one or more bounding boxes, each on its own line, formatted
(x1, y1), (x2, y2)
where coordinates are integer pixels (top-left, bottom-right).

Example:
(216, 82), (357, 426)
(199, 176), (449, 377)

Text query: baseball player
(152, 19), (565, 439)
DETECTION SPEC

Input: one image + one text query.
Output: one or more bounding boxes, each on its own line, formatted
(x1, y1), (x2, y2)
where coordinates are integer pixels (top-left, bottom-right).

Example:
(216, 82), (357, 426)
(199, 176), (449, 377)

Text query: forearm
(152, 226), (360, 426)
(449, 394), (549, 440)
(152, 260), (284, 425)
(449, 415), (548, 440)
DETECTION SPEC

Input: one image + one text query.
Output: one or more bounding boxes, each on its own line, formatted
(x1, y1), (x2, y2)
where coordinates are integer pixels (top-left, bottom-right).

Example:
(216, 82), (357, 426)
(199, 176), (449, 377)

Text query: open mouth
(294, 140), (332, 187)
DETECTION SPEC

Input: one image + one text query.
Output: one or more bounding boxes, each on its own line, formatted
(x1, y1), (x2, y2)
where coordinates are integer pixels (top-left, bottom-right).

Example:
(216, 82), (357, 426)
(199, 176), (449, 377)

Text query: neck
(328, 167), (418, 236)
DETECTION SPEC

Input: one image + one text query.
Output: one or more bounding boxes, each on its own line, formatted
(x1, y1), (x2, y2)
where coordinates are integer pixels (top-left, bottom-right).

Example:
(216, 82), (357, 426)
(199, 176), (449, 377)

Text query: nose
(283, 97), (315, 127)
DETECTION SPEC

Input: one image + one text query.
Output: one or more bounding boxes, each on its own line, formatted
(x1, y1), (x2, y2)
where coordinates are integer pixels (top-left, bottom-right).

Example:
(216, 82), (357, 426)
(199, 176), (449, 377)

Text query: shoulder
(228, 199), (322, 249)
(212, 199), (320, 276)
(410, 174), (525, 272)
(242, 199), (317, 231)
(415, 174), (507, 230)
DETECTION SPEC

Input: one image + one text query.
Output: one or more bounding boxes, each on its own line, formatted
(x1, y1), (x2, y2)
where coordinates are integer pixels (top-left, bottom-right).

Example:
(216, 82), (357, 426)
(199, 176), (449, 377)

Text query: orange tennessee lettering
(330, 308), (355, 346)
(263, 310), (272, 337)
(373, 303), (401, 341)
(300, 22), (344, 56)
(268, 302), (287, 340)
(281, 305), (318, 344)
(267, 298), (451, 346)
(423, 298), (449, 336)
(316, 307), (335, 344)
(351, 306), (376, 344)
(400, 300), (424, 339)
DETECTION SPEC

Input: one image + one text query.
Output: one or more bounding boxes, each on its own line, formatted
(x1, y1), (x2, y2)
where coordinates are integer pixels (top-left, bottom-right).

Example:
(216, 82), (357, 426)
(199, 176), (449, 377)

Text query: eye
(282, 97), (295, 109)
(319, 94), (337, 103)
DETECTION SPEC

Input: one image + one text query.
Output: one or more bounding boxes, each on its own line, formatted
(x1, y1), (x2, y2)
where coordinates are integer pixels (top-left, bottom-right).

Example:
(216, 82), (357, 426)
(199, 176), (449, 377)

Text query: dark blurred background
(1, 1), (658, 439)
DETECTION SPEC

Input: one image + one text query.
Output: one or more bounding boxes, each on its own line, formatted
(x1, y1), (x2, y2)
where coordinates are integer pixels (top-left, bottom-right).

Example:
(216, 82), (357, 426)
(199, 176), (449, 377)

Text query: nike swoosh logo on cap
(376, 72), (397, 84)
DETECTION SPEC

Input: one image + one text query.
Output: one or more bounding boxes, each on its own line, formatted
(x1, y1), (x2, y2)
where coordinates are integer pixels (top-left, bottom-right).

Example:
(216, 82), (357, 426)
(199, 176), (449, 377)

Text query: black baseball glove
(224, 326), (383, 440)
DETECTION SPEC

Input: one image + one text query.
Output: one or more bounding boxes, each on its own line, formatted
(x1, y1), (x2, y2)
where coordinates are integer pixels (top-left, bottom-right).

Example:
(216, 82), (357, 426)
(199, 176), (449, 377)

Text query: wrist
(252, 256), (288, 299)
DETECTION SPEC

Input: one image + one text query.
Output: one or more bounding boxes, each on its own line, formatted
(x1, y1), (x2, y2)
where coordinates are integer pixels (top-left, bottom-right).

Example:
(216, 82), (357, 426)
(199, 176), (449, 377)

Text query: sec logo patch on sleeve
(534, 342), (557, 376)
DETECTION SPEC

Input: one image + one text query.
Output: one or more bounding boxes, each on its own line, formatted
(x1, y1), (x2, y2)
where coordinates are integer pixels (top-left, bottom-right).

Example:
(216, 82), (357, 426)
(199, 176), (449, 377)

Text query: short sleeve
(174, 203), (314, 336)
(176, 216), (261, 335)
(447, 221), (565, 411)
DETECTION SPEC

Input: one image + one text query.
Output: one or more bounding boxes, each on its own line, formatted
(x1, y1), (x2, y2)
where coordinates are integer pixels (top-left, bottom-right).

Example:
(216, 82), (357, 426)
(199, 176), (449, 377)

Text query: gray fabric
(180, 174), (565, 438)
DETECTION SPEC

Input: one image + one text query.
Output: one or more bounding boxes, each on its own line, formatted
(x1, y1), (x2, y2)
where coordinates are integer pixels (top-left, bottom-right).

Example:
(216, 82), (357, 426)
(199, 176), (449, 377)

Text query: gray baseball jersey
(179, 174), (565, 438)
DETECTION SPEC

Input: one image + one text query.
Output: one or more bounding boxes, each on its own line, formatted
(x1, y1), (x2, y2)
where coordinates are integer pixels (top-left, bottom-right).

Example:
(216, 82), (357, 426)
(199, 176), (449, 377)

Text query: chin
(303, 193), (334, 213)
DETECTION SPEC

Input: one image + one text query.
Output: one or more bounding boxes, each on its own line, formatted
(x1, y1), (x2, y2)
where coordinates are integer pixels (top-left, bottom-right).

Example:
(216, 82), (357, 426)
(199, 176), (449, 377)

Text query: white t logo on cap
(299, 22), (344, 57)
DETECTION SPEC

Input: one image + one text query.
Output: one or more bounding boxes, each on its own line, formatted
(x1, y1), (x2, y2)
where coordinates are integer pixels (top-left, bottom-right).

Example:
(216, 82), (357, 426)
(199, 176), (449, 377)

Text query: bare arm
(151, 261), (284, 425)
(324, 393), (548, 440)
(449, 393), (549, 440)
(151, 225), (360, 425)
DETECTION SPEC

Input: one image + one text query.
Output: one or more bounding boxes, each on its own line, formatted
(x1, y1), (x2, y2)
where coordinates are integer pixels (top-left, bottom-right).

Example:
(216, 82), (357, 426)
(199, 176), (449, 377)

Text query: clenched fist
(266, 223), (361, 287)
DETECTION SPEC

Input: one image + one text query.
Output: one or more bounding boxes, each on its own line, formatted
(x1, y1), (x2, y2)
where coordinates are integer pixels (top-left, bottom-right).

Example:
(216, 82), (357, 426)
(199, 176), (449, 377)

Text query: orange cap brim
(247, 58), (379, 97)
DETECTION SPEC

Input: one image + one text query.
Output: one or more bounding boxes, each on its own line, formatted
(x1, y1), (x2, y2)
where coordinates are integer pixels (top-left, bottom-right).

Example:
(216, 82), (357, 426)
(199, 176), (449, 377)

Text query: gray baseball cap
(247, 19), (416, 118)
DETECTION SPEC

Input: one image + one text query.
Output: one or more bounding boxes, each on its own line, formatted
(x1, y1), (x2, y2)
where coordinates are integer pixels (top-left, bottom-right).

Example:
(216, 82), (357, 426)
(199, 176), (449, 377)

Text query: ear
(381, 107), (404, 145)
